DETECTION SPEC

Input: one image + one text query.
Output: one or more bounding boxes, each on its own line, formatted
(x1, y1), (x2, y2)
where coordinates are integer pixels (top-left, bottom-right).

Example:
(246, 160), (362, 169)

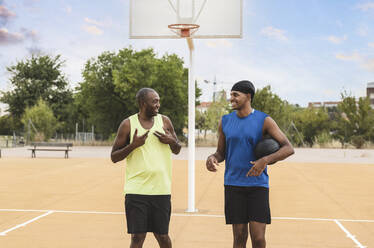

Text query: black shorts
(125, 194), (171, 234)
(224, 185), (271, 224)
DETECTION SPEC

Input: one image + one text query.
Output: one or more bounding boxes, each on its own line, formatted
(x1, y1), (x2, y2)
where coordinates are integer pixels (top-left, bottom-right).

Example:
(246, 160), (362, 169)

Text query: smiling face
(230, 90), (251, 110)
(143, 90), (160, 117)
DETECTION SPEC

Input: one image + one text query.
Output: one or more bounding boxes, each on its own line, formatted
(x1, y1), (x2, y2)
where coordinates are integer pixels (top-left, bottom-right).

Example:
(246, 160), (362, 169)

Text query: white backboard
(130, 0), (242, 39)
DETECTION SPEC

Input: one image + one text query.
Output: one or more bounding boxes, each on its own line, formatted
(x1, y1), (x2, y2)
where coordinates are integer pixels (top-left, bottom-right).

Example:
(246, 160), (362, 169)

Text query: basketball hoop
(168, 23), (200, 38)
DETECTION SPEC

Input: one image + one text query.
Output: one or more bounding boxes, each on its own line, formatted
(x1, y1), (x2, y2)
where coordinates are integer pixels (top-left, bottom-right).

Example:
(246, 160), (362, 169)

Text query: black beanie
(231, 80), (255, 102)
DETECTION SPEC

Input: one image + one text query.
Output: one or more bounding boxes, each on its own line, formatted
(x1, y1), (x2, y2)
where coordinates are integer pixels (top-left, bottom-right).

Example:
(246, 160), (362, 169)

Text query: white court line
(0, 211), (54, 236)
(334, 219), (366, 248)
(1, 209), (374, 223)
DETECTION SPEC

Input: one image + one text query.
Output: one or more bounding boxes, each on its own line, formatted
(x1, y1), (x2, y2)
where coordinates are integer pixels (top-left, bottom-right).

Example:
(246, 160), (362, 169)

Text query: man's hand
(132, 129), (149, 148)
(154, 127), (175, 145)
(206, 155), (220, 172)
(246, 158), (267, 177)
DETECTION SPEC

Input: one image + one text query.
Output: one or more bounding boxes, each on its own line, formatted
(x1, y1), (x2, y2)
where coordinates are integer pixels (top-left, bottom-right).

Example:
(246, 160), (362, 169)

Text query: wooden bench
(29, 142), (73, 158)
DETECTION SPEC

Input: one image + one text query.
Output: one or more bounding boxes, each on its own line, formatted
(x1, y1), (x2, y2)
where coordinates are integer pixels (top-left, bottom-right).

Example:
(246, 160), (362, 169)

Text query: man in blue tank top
(206, 80), (294, 248)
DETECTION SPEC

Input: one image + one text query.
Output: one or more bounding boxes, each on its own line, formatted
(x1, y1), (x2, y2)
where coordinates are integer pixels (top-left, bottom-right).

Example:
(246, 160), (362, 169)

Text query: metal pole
(186, 37), (196, 212)
(75, 123), (78, 142)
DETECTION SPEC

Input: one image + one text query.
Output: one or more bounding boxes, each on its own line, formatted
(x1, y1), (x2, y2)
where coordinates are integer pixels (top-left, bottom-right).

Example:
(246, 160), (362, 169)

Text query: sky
(1, 0), (374, 110)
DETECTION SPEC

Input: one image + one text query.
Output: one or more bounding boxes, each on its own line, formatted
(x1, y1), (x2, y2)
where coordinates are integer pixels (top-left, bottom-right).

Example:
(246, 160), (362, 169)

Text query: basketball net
(167, 0), (206, 38)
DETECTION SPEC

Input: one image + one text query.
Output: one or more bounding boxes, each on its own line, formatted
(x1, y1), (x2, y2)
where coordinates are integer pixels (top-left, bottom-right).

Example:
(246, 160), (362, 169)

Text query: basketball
(254, 137), (280, 160)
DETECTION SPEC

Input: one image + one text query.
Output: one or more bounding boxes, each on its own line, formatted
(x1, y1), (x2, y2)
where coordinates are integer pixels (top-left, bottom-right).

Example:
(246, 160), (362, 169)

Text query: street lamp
(204, 78), (217, 101)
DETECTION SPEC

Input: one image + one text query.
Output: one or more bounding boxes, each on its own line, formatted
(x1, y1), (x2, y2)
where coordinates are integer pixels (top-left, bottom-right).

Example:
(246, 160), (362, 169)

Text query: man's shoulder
(223, 111), (235, 118)
(119, 118), (131, 128)
(121, 113), (139, 126)
(159, 114), (171, 122)
(254, 109), (269, 118)
(221, 111), (235, 126)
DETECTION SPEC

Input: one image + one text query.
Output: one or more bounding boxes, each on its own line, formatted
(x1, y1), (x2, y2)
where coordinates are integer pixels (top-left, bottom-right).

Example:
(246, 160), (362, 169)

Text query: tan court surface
(0, 157), (373, 247)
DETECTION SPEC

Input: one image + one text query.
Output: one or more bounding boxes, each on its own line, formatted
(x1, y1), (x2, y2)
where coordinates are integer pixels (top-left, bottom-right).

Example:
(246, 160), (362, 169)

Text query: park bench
(29, 142), (73, 158)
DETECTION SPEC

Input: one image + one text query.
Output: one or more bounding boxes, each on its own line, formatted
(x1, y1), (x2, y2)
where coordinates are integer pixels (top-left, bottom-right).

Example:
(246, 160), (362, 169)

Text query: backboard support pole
(187, 37), (194, 50)
(186, 38), (197, 213)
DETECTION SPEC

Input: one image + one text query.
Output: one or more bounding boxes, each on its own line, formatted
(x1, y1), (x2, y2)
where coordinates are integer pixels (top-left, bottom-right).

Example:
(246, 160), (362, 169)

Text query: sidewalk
(1, 146), (373, 164)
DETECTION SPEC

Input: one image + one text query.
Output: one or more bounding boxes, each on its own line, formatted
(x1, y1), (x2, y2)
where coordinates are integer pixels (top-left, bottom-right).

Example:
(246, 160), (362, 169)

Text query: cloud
(20, 27), (38, 41)
(0, 5), (16, 25)
(327, 35), (347, 44)
(0, 28), (23, 44)
(82, 17), (108, 35)
(27, 46), (42, 55)
(22, 0), (40, 7)
(65, 5), (72, 14)
(260, 26), (288, 41)
(205, 39), (232, 48)
(84, 17), (104, 27)
(356, 2), (374, 11)
(357, 24), (369, 36)
(0, 27), (38, 45)
(362, 58), (374, 72)
(82, 25), (103, 35)
(369, 42), (374, 48)
(335, 51), (374, 72)
(335, 52), (361, 61)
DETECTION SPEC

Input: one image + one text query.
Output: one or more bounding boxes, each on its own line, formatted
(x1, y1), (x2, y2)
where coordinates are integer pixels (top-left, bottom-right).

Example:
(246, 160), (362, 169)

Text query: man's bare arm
(206, 119), (226, 172)
(247, 116), (294, 177)
(261, 117), (294, 165)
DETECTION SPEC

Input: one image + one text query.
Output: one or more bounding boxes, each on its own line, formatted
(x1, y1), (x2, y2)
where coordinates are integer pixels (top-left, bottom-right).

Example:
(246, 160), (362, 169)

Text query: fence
(0, 135), (25, 148)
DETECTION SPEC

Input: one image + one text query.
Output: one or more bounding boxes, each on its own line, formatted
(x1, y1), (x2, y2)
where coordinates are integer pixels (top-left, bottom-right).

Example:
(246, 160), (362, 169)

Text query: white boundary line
(0, 209), (373, 222)
(334, 219), (366, 248)
(0, 209), (371, 247)
(0, 210), (54, 236)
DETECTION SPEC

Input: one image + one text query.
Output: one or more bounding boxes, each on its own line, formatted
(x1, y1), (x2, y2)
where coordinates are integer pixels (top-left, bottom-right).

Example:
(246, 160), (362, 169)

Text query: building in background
(196, 102), (212, 113)
(367, 82), (374, 108)
(308, 101), (341, 108)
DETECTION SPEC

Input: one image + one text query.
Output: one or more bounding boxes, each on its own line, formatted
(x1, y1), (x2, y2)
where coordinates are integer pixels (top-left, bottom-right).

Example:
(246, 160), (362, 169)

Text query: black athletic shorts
(224, 185), (271, 224)
(125, 194), (171, 234)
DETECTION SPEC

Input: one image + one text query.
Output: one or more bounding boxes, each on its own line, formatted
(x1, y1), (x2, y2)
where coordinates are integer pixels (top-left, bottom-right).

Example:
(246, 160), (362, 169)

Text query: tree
(291, 107), (331, 147)
(205, 92), (230, 134)
(195, 80), (202, 106)
(252, 85), (293, 130)
(0, 55), (73, 131)
(0, 115), (15, 135)
(21, 99), (58, 141)
(333, 93), (374, 148)
(76, 47), (189, 138)
(195, 109), (210, 139)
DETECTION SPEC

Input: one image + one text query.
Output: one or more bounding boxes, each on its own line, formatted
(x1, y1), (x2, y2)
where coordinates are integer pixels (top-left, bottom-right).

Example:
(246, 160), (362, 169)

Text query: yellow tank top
(125, 114), (172, 195)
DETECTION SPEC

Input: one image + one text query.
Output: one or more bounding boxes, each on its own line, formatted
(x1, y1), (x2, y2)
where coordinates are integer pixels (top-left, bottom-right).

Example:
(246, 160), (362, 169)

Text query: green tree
(0, 55), (73, 131)
(205, 93), (230, 134)
(333, 93), (374, 148)
(195, 109), (210, 139)
(76, 47), (189, 138)
(21, 99), (58, 141)
(252, 85), (293, 130)
(291, 107), (331, 147)
(0, 115), (15, 135)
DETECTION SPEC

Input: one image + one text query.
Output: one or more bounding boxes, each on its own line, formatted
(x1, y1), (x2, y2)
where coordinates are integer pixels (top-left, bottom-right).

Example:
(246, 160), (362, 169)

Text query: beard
(145, 106), (158, 117)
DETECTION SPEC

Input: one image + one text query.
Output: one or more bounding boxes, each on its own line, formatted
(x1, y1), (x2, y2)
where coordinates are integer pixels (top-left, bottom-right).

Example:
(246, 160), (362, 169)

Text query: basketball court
(0, 148), (373, 247)
(1, 1), (373, 247)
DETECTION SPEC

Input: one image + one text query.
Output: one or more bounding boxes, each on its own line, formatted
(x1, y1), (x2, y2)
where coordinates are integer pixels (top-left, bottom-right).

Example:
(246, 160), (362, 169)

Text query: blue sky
(1, 0), (374, 110)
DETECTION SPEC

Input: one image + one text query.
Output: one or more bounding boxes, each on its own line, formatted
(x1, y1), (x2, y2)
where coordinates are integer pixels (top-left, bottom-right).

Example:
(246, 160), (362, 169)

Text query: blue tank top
(222, 109), (269, 187)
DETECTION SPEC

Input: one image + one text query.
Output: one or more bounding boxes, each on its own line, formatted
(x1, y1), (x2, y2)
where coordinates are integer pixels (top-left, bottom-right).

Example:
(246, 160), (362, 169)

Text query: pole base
(185, 208), (198, 213)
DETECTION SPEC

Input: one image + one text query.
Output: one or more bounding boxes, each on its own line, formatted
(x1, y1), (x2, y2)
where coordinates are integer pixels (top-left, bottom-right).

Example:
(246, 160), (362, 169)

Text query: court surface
(0, 148), (373, 247)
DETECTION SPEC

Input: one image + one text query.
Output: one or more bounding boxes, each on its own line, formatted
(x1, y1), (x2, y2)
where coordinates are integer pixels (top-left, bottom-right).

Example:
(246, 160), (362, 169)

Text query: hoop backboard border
(129, 0), (243, 39)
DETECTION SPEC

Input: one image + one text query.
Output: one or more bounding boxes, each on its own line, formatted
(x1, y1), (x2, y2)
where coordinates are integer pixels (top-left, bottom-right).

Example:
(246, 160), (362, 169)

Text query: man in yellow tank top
(111, 88), (181, 248)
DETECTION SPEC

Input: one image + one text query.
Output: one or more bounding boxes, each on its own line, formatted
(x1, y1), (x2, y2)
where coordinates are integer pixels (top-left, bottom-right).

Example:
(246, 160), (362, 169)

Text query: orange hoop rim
(168, 23), (200, 31)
